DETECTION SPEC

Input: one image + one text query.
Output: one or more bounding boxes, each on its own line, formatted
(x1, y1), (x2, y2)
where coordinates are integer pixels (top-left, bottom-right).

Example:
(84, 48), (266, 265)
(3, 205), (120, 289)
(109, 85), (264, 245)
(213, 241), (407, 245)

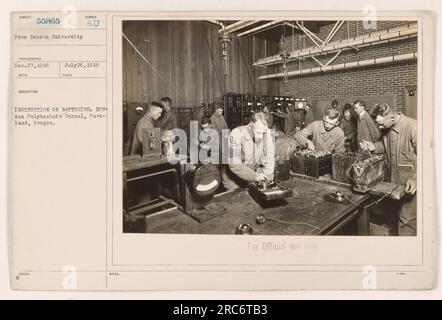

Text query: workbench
(123, 155), (188, 219)
(143, 175), (372, 236)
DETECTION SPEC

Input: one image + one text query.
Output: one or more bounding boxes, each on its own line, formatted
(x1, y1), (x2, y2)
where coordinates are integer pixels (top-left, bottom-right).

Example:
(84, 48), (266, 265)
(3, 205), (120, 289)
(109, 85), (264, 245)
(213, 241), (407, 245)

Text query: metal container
(236, 224), (253, 235)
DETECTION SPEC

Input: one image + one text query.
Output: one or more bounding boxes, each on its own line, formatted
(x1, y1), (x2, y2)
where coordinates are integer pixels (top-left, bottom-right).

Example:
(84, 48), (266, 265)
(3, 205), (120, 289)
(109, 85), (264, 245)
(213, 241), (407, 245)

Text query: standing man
(331, 99), (343, 117)
(191, 116), (220, 164)
(340, 103), (356, 152)
(360, 103), (417, 236)
(303, 104), (315, 127)
(130, 102), (163, 155)
(294, 108), (346, 154)
(210, 105), (229, 133)
(210, 105), (229, 166)
(262, 105), (274, 129)
(156, 97), (178, 131)
(354, 100), (381, 150)
(223, 112), (275, 190)
(272, 105), (296, 135)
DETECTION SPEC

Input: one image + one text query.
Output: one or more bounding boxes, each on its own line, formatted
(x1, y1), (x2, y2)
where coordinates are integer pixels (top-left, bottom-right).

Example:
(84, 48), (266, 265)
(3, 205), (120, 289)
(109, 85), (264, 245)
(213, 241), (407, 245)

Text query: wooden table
(123, 155), (188, 217)
(143, 175), (372, 236)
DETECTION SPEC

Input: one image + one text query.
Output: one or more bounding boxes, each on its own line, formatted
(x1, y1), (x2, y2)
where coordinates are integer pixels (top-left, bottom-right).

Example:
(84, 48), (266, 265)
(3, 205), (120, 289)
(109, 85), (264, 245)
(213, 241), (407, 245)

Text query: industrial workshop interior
(122, 20), (418, 237)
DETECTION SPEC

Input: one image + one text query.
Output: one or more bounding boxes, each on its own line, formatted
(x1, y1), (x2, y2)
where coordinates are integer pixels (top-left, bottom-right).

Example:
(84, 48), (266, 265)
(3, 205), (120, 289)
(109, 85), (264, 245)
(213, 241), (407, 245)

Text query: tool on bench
(324, 191), (350, 204)
(235, 223), (253, 235)
(248, 175), (293, 202)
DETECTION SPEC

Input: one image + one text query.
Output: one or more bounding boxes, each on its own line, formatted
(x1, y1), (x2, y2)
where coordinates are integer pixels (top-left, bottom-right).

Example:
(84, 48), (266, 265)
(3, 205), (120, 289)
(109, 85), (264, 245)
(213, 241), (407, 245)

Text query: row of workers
(130, 98), (416, 236)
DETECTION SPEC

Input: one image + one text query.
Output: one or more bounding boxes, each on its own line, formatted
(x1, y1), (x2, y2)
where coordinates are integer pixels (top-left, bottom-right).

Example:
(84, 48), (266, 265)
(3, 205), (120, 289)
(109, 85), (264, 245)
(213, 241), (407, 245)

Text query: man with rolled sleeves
(360, 103), (417, 236)
(294, 108), (346, 154)
(222, 112), (275, 190)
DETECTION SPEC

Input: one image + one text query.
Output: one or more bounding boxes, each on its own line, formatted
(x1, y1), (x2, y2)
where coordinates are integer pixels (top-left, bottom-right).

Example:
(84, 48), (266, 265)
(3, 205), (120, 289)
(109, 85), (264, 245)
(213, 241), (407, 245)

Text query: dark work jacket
(357, 111), (381, 146)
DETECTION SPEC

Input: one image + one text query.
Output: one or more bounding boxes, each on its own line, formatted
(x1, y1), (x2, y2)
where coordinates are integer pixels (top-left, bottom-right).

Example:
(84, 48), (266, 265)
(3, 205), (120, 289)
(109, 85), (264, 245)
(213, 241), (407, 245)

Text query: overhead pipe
(253, 23), (418, 67)
(206, 20), (225, 29)
(357, 34), (414, 48)
(258, 52), (417, 80)
(219, 20), (248, 33)
(219, 20), (259, 34)
(283, 22), (301, 31)
(255, 32), (416, 67)
(316, 33), (416, 58)
(219, 20), (254, 34)
(255, 23), (417, 66)
(237, 20), (284, 37)
(246, 22), (288, 38)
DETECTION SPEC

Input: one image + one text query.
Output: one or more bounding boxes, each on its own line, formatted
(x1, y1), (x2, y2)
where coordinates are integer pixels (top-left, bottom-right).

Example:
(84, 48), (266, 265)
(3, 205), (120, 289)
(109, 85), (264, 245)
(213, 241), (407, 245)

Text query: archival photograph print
(122, 19), (418, 237)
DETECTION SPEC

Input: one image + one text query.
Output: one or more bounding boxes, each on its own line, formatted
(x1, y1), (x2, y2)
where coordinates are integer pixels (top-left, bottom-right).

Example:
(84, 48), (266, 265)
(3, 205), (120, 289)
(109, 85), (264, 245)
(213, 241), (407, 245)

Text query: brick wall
(277, 21), (418, 112)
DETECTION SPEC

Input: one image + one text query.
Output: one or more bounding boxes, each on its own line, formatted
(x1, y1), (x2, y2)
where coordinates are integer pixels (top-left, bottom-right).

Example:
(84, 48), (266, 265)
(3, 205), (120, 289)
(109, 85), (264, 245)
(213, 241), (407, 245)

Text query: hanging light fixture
(219, 33), (231, 75)
(279, 32), (290, 82)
